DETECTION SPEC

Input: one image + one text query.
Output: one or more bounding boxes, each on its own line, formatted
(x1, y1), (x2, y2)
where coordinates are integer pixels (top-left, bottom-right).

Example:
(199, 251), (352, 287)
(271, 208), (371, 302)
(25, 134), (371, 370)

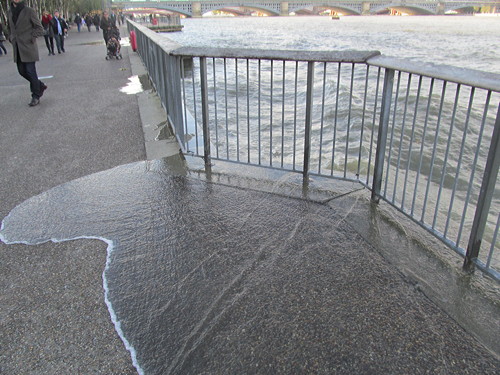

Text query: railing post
(199, 57), (211, 168)
(463, 103), (500, 272)
(303, 61), (315, 182)
(371, 68), (395, 203)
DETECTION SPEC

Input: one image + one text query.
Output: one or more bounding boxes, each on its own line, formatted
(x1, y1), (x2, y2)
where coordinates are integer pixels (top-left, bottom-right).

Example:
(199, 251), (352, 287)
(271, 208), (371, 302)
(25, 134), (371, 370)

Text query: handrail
(171, 48), (381, 62)
(367, 55), (500, 92)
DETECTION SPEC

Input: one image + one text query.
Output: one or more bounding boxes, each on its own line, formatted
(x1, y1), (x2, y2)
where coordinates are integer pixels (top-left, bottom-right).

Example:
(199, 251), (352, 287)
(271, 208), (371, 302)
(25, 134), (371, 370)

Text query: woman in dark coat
(8, 0), (47, 106)
(41, 10), (55, 55)
(100, 11), (115, 46)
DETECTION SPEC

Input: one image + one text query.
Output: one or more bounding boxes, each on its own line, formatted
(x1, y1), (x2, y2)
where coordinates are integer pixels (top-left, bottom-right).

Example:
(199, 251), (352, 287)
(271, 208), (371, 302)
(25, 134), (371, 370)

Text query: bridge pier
(436, 2), (446, 14)
(192, 1), (202, 17)
(280, 1), (289, 16)
(362, 2), (371, 15)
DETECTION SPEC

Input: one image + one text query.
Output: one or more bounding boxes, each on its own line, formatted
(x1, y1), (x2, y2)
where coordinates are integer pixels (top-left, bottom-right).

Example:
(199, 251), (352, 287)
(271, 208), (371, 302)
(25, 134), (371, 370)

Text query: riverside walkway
(0, 26), (499, 374)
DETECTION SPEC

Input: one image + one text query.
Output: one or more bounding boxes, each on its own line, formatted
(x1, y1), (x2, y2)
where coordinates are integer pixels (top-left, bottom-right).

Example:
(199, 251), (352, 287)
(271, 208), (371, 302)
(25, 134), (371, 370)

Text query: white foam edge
(0, 222), (145, 375)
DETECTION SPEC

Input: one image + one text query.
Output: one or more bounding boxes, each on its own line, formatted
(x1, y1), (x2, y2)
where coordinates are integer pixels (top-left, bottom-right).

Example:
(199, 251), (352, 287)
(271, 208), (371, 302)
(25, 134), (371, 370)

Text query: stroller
(106, 26), (122, 60)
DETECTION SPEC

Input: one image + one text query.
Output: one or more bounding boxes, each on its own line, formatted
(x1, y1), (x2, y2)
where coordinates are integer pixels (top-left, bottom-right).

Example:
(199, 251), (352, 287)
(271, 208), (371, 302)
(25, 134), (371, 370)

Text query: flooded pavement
(1, 159), (499, 374)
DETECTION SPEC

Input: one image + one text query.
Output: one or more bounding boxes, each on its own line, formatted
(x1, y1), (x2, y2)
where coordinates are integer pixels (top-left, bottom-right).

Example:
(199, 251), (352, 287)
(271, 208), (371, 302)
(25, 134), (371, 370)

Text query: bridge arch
(289, 4), (361, 15)
(443, 3), (476, 13)
(123, 6), (192, 17)
(200, 4), (280, 16)
(370, 3), (436, 15)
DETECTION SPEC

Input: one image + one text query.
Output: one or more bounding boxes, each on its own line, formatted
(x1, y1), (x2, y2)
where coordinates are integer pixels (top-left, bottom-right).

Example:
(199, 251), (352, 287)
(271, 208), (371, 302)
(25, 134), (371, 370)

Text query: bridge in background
(110, 0), (499, 17)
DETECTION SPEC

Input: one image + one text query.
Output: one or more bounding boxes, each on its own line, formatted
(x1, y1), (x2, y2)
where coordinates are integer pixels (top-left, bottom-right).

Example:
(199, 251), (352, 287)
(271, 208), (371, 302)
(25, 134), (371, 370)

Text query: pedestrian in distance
(93, 13), (100, 32)
(50, 10), (68, 54)
(41, 10), (55, 56)
(110, 11), (117, 26)
(85, 13), (92, 32)
(74, 13), (82, 32)
(7, 0), (47, 106)
(0, 22), (7, 56)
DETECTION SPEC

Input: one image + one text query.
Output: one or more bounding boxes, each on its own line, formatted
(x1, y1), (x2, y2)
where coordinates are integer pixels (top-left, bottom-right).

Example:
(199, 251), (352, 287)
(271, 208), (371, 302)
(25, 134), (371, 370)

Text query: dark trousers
(17, 61), (42, 99)
(54, 34), (65, 52)
(44, 34), (54, 54)
(0, 41), (7, 55)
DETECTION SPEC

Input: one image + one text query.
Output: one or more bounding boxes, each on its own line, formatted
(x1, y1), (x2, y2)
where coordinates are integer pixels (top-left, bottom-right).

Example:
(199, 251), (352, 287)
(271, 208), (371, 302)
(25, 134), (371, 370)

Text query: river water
(167, 15), (500, 73)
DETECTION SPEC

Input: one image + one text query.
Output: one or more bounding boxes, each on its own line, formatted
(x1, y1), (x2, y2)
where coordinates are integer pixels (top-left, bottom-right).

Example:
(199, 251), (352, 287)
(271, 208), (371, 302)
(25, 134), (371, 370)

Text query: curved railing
(128, 20), (500, 281)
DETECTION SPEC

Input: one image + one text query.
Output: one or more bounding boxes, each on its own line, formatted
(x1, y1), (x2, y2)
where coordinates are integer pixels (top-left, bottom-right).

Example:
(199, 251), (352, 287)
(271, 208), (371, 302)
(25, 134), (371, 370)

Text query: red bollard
(130, 30), (137, 52)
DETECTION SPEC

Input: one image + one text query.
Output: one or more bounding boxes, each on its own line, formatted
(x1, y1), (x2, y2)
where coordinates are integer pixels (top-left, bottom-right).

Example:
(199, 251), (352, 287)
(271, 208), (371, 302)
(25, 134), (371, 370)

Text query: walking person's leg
(49, 37), (54, 55)
(60, 34), (65, 52)
(54, 34), (62, 53)
(43, 35), (51, 55)
(0, 41), (6, 55)
(17, 61), (45, 105)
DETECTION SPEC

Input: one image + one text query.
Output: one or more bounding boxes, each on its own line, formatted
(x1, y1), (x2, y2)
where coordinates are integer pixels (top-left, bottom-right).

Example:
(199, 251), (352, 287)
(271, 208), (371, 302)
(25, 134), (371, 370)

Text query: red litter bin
(130, 30), (137, 52)
(152, 18), (158, 26)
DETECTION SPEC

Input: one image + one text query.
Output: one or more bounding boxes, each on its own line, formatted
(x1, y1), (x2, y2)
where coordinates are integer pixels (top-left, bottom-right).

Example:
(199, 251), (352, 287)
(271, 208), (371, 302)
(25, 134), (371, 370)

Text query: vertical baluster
(235, 59), (240, 162)
(433, 85), (461, 230)
(358, 65), (370, 179)
(411, 78), (435, 216)
(383, 71), (402, 198)
(200, 56), (211, 168)
(402, 75), (423, 210)
(181, 57), (189, 153)
(303, 61), (315, 181)
(456, 91), (491, 247)
(366, 67), (382, 186)
(331, 62), (341, 176)
(258, 59), (262, 165)
(319, 62), (327, 174)
(464, 103), (500, 272)
(371, 68), (395, 202)
(344, 63), (355, 178)
(212, 58), (219, 159)
(293, 61), (299, 170)
(192, 58), (199, 155)
(270, 60), (274, 166)
(224, 58), (229, 159)
(392, 73), (412, 203)
(281, 61), (286, 168)
(444, 87), (475, 239)
(422, 81), (447, 222)
(247, 59), (251, 163)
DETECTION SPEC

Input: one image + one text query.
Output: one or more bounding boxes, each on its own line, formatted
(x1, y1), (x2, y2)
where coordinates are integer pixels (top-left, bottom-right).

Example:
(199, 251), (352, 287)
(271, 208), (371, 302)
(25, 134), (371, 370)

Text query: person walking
(100, 11), (115, 46)
(0, 22), (7, 56)
(50, 10), (67, 54)
(7, 0), (47, 106)
(93, 13), (100, 32)
(41, 10), (55, 56)
(74, 13), (82, 32)
(85, 13), (92, 32)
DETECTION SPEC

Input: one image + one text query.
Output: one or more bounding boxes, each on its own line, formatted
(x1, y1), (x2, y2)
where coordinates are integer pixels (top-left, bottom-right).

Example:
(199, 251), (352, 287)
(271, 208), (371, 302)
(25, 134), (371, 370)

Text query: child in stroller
(106, 26), (122, 60)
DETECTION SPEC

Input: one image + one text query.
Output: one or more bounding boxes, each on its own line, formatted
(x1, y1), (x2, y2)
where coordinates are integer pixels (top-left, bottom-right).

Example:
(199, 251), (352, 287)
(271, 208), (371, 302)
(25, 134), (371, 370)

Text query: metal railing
(128, 21), (500, 281)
